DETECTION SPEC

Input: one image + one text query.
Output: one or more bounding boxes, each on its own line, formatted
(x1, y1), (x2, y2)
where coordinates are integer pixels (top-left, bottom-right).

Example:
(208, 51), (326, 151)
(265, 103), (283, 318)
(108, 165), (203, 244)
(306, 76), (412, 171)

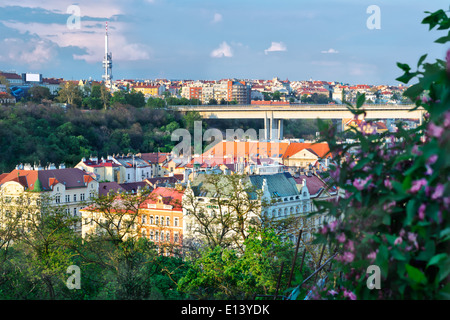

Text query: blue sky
(0, 0), (448, 85)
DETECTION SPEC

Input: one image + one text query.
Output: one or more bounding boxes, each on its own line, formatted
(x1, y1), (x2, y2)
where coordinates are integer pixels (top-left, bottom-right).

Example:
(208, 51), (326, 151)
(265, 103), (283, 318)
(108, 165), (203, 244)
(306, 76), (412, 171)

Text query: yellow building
(0, 166), (99, 234)
(132, 84), (163, 97)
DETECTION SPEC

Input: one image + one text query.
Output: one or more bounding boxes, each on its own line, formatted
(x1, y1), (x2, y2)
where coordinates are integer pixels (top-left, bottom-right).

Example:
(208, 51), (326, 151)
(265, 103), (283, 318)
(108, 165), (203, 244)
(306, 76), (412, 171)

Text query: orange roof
(282, 142), (331, 159)
(202, 141), (290, 158)
(140, 187), (184, 210)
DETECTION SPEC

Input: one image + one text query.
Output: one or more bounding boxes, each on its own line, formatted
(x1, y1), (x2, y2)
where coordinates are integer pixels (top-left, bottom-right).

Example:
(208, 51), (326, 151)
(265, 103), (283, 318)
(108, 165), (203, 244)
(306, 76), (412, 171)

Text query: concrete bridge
(171, 104), (424, 140)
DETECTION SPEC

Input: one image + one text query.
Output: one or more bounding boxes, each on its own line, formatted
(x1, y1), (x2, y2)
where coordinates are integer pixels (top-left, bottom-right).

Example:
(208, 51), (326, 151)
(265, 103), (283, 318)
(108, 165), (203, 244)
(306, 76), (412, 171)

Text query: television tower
(102, 21), (113, 87)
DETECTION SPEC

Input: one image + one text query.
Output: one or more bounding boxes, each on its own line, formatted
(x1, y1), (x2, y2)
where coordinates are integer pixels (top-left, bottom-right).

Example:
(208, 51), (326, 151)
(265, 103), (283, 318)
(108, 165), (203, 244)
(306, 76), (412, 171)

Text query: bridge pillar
(264, 112), (270, 140)
(278, 119), (283, 140)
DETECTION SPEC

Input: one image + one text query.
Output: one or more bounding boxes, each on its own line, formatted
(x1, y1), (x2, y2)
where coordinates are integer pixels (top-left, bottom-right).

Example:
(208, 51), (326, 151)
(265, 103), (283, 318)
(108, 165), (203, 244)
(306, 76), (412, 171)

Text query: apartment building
(0, 165), (99, 233)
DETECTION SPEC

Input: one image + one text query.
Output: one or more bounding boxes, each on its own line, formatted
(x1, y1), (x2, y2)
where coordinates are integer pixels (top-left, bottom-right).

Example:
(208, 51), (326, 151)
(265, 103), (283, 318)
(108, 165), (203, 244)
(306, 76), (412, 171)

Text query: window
(65, 195), (70, 203)
(73, 194), (77, 202)
(166, 217), (170, 226)
(128, 174), (130, 180)
(155, 216), (159, 225)
(142, 215), (147, 224)
(55, 196), (60, 204)
(166, 232), (170, 242)
(174, 217), (179, 227)
(142, 229), (147, 238)
(174, 232), (179, 243)
(155, 231), (159, 241)
(150, 216), (154, 225)
(73, 208), (77, 216)
(80, 193), (85, 201)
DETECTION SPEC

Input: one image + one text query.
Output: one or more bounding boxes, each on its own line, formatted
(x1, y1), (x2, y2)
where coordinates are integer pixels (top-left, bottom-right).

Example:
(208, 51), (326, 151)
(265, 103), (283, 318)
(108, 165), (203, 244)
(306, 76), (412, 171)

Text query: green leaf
(405, 199), (416, 226)
(405, 264), (427, 284)
(435, 30), (450, 44)
(396, 62), (411, 72)
(417, 54), (428, 68)
(356, 93), (366, 108)
(402, 83), (424, 99)
(427, 253), (447, 268)
(402, 175), (412, 192)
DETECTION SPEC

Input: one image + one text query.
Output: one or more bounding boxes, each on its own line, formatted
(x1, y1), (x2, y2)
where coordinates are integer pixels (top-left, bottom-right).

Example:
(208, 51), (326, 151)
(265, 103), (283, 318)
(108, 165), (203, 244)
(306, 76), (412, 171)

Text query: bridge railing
(170, 103), (419, 110)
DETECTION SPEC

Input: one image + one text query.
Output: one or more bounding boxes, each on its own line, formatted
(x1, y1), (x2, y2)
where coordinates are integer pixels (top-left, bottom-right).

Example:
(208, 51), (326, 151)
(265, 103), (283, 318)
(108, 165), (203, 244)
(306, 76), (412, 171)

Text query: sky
(0, 0), (448, 85)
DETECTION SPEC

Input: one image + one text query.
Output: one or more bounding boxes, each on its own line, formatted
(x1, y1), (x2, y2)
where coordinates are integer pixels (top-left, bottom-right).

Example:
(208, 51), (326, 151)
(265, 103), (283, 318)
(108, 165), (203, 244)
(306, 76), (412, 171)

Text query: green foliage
(0, 104), (189, 172)
(311, 8), (450, 300)
(178, 227), (309, 299)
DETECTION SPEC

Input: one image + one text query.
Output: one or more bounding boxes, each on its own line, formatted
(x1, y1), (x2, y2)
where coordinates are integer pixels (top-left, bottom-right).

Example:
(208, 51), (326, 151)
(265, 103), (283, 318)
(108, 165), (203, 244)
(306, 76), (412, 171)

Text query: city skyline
(0, 0), (449, 85)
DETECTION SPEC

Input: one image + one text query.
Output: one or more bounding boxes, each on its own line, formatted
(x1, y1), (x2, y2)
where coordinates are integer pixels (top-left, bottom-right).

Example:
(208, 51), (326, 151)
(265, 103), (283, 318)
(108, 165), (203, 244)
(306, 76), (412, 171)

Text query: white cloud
(0, 38), (57, 67)
(0, 0), (123, 19)
(210, 41), (233, 58)
(321, 48), (339, 54)
(264, 42), (287, 55)
(2, 20), (151, 63)
(212, 13), (223, 23)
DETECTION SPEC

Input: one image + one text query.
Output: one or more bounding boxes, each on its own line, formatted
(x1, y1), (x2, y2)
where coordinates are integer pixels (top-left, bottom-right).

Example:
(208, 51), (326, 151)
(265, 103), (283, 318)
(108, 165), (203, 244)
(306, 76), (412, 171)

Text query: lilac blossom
(337, 233), (346, 243)
(418, 203), (426, 220)
(409, 179), (428, 193)
(428, 122), (444, 138)
(431, 184), (445, 200)
(343, 290), (357, 300)
(427, 154), (438, 165)
(394, 237), (403, 246)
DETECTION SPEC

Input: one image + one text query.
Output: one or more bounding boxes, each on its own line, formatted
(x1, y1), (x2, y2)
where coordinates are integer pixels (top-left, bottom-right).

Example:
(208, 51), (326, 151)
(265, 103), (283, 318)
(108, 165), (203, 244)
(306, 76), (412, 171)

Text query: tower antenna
(102, 21), (113, 88)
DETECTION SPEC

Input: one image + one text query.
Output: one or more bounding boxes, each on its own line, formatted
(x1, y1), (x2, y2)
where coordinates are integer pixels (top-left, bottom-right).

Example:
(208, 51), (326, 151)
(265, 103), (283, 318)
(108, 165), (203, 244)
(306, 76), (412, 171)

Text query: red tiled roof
(0, 168), (95, 191)
(283, 142), (330, 159)
(141, 187), (184, 210)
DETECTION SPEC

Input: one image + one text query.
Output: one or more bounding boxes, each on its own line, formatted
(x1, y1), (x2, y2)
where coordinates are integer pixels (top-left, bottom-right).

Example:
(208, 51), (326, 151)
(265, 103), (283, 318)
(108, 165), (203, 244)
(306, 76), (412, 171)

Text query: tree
(56, 81), (82, 106)
(311, 8), (450, 300)
(0, 193), (80, 299)
(0, 75), (10, 92)
(272, 91), (281, 101)
(178, 227), (313, 299)
(28, 86), (51, 103)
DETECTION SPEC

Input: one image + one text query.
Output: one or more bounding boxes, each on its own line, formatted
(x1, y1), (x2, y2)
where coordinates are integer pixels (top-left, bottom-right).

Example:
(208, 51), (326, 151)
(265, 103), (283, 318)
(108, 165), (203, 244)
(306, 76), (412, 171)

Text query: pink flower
(367, 251), (377, 261)
(447, 49), (450, 72)
(409, 179), (428, 193)
(328, 289), (338, 296)
(384, 179), (393, 190)
(383, 201), (396, 211)
(337, 233), (346, 243)
(320, 226), (328, 234)
(427, 154), (438, 165)
(408, 232), (419, 250)
(353, 175), (372, 191)
(425, 164), (433, 176)
(444, 111), (450, 128)
(418, 203), (426, 220)
(346, 240), (355, 252)
(342, 252), (355, 263)
(412, 145), (422, 156)
(431, 184), (445, 200)
(394, 237), (403, 246)
(329, 220), (338, 232)
(428, 122), (444, 138)
(343, 290), (357, 300)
